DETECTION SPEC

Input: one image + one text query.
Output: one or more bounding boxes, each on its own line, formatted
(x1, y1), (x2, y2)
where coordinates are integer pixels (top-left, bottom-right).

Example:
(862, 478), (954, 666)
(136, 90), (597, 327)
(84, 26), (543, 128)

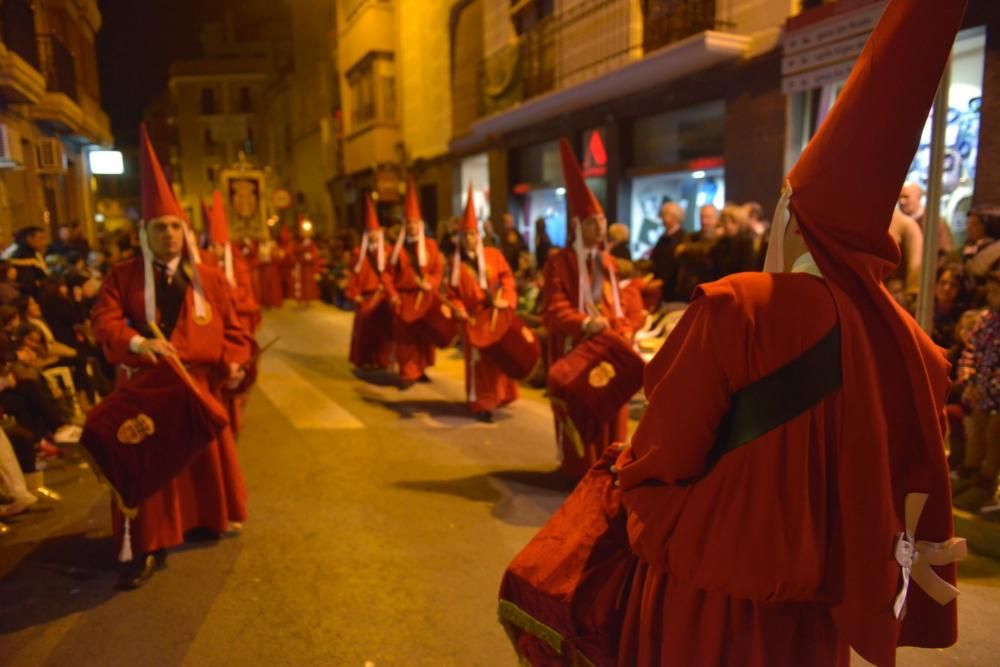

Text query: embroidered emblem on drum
(117, 414), (156, 445)
(522, 328), (535, 343)
(588, 361), (616, 388)
(441, 304), (452, 318)
(193, 302), (214, 326)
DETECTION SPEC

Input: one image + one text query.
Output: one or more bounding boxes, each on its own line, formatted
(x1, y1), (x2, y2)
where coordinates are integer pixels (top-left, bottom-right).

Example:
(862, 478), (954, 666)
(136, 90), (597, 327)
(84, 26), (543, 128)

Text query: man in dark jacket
(650, 202), (686, 302)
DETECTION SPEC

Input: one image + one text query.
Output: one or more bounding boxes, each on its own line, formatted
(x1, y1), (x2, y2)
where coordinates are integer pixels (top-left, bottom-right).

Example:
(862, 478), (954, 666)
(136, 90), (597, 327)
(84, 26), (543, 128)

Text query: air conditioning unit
(0, 124), (25, 169)
(37, 137), (66, 174)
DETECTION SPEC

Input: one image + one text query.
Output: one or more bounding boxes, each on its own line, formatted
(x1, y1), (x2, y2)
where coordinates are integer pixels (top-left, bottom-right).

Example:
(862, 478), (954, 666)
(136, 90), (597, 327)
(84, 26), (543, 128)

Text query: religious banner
(220, 168), (268, 239)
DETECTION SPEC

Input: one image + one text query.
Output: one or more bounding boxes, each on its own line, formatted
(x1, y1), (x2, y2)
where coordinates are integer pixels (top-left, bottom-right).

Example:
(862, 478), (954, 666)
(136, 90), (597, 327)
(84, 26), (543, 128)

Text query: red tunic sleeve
(91, 262), (147, 367)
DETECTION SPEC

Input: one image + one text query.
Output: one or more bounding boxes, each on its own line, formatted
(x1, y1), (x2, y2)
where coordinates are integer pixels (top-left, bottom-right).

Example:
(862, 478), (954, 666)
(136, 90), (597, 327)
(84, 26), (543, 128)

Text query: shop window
(200, 88), (217, 115)
(631, 101), (725, 168)
(628, 166), (725, 259)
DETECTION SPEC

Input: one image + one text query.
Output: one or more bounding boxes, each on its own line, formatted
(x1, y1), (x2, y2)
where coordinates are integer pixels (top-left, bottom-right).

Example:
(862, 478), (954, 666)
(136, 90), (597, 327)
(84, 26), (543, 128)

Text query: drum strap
(681, 323), (841, 484)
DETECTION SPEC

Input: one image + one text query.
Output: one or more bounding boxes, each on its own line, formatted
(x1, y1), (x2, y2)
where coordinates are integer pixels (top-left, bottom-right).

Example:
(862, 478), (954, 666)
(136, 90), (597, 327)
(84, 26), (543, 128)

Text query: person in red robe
(91, 125), (253, 590)
(500, 5), (968, 665)
(276, 225), (296, 300)
(203, 190), (262, 334)
(389, 176), (444, 388)
(347, 194), (395, 370)
(234, 236), (261, 306)
(448, 184), (519, 422)
(542, 139), (644, 480)
(256, 236), (284, 309)
(292, 231), (323, 307)
(201, 191), (261, 436)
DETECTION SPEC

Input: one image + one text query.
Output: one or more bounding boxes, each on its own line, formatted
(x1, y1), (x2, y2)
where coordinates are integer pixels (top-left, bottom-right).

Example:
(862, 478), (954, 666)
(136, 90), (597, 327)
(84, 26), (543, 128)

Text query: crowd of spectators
(0, 223), (114, 535)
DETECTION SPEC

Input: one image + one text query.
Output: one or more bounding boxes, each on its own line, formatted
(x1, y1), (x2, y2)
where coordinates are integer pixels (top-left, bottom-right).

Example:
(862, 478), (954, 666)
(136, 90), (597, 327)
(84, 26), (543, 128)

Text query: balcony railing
(38, 35), (77, 102)
(1, 0), (40, 71)
(478, 0), (724, 118)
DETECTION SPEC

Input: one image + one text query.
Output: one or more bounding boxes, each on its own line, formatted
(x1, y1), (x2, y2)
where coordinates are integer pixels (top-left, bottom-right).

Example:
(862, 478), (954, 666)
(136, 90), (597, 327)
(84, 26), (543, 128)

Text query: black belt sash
(680, 323), (842, 485)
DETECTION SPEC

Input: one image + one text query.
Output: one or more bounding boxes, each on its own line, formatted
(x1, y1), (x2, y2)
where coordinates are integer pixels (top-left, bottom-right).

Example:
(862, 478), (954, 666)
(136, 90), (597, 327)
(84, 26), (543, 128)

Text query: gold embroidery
(588, 361), (616, 388)
(193, 301), (213, 326)
(117, 413), (156, 445)
(441, 303), (452, 318)
(521, 327), (535, 344)
(497, 599), (597, 667)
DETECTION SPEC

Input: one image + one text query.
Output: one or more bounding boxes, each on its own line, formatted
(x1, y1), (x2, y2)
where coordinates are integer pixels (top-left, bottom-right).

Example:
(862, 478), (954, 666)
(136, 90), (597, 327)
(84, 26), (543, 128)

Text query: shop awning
(453, 30), (750, 152)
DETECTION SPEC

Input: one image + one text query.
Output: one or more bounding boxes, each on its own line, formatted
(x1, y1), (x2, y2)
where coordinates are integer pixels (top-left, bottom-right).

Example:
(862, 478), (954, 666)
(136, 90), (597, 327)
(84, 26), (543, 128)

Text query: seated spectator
(9, 226), (49, 298)
(0, 261), (19, 305)
(952, 271), (1000, 512)
(963, 206), (1000, 280)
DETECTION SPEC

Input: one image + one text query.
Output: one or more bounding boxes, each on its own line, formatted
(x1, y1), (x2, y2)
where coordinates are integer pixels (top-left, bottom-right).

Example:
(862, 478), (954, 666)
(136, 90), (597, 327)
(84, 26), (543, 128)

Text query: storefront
(456, 152), (491, 224)
(509, 139), (568, 250)
(625, 100), (727, 259)
(784, 1), (988, 242)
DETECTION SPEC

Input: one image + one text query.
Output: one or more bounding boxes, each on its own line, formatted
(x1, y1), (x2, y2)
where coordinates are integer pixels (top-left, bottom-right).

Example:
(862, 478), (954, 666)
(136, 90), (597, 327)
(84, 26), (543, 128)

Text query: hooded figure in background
(615, 0), (968, 664)
(203, 190), (261, 335)
(447, 183), (519, 422)
(91, 124), (253, 590)
(389, 176), (444, 387)
(347, 194), (395, 370)
(541, 139), (644, 481)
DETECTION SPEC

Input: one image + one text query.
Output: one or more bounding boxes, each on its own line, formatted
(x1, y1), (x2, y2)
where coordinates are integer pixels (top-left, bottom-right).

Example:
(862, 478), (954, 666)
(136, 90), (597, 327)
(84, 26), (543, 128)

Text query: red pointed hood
(777, 1), (969, 663)
(140, 124), (186, 224)
(206, 190), (230, 245)
(558, 137), (603, 223)
(460, 183), (478, 233)
(404, 175), (422, 222)
(364, 194), (381, 232)
(278, 225), (292, 245)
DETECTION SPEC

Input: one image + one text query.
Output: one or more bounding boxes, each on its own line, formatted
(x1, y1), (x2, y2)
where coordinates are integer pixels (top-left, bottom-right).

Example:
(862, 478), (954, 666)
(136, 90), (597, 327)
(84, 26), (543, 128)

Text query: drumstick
(490, 307), (499, 333)
(241, 337), (280, 371)
(148, 321), (199, 391)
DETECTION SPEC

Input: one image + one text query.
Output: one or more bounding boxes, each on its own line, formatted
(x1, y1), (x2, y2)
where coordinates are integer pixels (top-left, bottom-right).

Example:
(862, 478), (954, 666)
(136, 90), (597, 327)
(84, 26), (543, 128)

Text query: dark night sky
(95, 0), (207, 148)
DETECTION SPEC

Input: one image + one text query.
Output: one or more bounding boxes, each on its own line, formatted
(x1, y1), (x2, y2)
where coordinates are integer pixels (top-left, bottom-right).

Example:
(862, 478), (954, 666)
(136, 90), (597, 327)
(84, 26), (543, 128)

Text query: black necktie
(155, 261), (188, 339)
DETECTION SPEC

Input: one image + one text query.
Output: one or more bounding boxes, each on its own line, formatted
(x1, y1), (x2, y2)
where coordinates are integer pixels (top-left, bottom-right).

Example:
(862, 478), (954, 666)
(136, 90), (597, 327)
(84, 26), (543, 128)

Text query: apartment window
(206, 166), (216, 183)
(204, 128), (217, 151)
(381, 76), (396, 121)
(201, 88), (217, 115)
(239, 86), (253, 113)
(349, 62), (376, 128)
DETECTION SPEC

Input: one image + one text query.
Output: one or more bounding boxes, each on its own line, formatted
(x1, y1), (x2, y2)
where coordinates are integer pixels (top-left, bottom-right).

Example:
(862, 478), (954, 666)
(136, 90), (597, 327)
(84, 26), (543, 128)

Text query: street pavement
(1, 304), (999, 666)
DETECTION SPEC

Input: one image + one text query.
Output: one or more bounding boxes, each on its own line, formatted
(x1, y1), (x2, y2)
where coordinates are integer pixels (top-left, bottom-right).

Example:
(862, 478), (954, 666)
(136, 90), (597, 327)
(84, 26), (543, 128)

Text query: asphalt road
(1, 305), (999, 666)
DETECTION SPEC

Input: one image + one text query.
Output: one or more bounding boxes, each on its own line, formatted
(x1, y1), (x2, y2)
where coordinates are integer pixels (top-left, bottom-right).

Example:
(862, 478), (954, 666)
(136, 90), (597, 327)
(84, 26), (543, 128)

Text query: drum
(81, 358), (229, 512)
(419, 292), (460, 348)
(547, 331), (645, 424)
(475, 309), (541, 380)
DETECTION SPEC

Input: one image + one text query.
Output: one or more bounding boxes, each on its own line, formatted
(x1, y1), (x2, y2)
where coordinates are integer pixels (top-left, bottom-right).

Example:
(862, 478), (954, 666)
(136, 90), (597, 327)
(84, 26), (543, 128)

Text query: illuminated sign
(89, 150), (124, 175)
(582, 129), (608, 178)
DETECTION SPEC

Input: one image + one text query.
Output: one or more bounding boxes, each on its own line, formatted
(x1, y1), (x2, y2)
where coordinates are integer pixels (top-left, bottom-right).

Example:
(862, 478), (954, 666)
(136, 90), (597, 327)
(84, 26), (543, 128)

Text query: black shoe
(417, 373), (432, 383)
(476, 411), (494, 423)
(116, 554), (157, 590)
(152, 549), (168, 570)
(398, 379), (415, 390)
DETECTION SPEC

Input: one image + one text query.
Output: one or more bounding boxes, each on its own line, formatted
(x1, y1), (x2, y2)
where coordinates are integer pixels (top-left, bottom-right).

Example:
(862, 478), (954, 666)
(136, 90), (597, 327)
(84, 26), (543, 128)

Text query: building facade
(0, 0), (112, 246)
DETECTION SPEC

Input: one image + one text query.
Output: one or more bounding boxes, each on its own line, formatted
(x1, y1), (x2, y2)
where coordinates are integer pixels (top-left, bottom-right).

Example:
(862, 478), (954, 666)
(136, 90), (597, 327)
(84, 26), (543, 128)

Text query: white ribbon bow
(893, 492), (968, 619)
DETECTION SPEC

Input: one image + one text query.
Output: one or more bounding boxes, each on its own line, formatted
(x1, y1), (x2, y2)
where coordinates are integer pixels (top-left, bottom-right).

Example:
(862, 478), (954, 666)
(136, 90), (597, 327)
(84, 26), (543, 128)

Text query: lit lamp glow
(89, 150), (125, 175)
(301, 220), (314, 233)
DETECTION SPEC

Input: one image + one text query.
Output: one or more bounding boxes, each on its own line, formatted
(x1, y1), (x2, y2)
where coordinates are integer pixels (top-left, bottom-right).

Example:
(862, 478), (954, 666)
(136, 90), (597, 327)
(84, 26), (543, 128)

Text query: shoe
(152, 549), (168, 571)
(398, 380), (415, 390)
(953, 485), (996, 513)
(185, 527), (221, 542)
(116, 554), (157, 590)
(53, 425), (82, 444)
(476, 411), (494, 423)
(951, 472), (978, 497)
(227, 521), (244, 535)
(417, 373), (432, 383)
(34, 486), (62, 502)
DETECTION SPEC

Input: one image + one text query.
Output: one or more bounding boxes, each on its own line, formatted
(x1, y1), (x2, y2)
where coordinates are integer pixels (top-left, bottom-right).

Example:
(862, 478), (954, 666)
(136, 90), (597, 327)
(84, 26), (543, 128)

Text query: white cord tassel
(223, 242), (235, 287)
(119, 517), (133, 562)
(356, 232), (369, 273)
(140, 226), (156, 326)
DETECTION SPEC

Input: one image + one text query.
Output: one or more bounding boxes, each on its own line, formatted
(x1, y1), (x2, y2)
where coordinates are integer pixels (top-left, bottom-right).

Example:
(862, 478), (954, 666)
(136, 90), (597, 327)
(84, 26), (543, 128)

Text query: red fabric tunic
(615, 272), (848, 665)
(91, 257), (253, 555)
(390, 237), (444, 382)
(234, 238), (262, 306)
(542, 247), (644, 479)
(257, 241), (284, 309)
(293, 239), (323, 303)
(347, 249), (395, 369)
(448, 247), (519, 413)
